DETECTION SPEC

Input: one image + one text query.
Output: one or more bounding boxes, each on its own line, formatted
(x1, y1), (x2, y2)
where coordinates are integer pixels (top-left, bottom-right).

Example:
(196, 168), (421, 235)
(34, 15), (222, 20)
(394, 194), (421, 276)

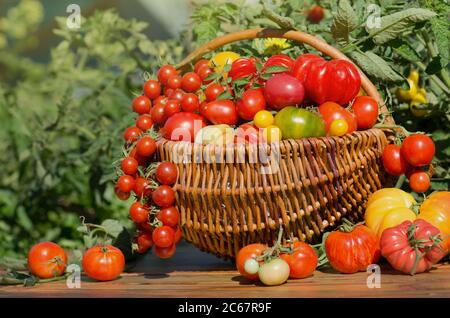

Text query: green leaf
(426, 56), (445, 75)
(204, 72), (220, 81)
(390, 39), (420, 62)
(100, 219), (125, 238)
(430, 15), (450, 67)
(331, 0), (358, 45)
(349, 51), (403, 83)
(367, 8), (437, 45)
(216, 90), (233, 101)
(264, 65), (289, 74)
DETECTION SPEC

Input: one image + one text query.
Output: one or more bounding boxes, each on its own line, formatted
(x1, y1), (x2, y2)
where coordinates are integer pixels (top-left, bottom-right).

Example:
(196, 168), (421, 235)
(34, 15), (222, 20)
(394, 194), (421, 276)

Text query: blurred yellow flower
(264, 38), (290, 55)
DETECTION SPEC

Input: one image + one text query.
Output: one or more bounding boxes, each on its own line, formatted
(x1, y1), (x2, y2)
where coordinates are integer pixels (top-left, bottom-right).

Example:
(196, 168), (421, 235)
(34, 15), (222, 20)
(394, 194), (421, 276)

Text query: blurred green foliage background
(0, 0), (448, 258)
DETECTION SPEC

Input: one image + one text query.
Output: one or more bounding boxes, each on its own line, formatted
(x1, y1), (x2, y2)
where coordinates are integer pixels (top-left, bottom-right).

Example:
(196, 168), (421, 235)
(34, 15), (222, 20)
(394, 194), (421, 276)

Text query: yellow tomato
(365, 188), (417, 238)
(254, 110), (274, 128)
(194, 124), (234, 145)
(209, 51), (240, 75)
(418, 191), (450, 251)
(328, 119), (348, 136)
(263, 125), (282, 143)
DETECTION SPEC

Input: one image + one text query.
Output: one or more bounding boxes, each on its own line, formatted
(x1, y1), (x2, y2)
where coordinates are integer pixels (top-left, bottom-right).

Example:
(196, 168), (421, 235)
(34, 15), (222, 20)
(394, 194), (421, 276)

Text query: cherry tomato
(156, 162), (178, 185)
(318, 102), (357, 133)
(197, 64), (214, 83)
(155, 244), (176, 259)
(401, 134), (435, 167)
(351, 96), (379, 130)
(264, 74), (304, 110)
(157, 206), (180, 227)
(136, 115), (153, 132)
(164, 87), (174, 97)
(235, 123), (260, 144)
(329, 119), (348, 136)
(174, 226), (183, 243)
(203, 99), (239, 125)
(164, 100), (181, 118)
(194, 59), (210, 73)
(153, 95), (166, 105)
(166, 75), (182, 90)
(258, 258), (290, 286)
(136, 232), (153, 253)
(308, 5), (324, 23)
(132, 95), (151, 115)
(162, 112), (207, 142)
(180, 93), (199, 113)
(236, 88), (266, 121)
(143, 80), (161, 100)
(116, 175), (135, 193)
(121, 157), (138, 175)
(151, 102), (167, 126)
(82, 245), (125, 281)
(134, 177), (152, 198)
(181, 72), (202, 92)
(129, 147), (148, 167)
(124, 126), (142, 143)
(157, 65), (178, 85)
(167, 88), (185, 102)
(152, 225), (175, 248)
(236, 243), (267, 281)
(280, 242), (318, 279)
(409, 171), (430, 193)
(114, 185), (130, 201)
(137, 221), (153, 233)
(28, 242), (67, 279)
(382, 144), (409, 176)
(254, 110), (274, 128)
(129, 201), (149, 223)
(136, 136), (157, 157)
(152, 185), (175, 208)
(204, 83), (226, 102)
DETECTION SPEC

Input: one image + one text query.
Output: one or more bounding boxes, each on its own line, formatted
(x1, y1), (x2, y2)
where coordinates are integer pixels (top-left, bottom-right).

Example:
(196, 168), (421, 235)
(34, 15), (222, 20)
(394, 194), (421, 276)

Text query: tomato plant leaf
(349, 50), (404, 83)
(101, 219), (125, 238)
(390, 39), (421, 62)
(367, 8), (437, 45)
(216, 90), (233, 100)
(430, 15), (450, 67)
(331, 0), (359, 45)
(264, 65), (289, 74)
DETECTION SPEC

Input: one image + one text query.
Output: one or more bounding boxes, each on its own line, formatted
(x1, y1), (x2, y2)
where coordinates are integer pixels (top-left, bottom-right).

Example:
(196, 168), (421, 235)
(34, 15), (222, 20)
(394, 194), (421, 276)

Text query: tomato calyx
(336, 218), (363, 233)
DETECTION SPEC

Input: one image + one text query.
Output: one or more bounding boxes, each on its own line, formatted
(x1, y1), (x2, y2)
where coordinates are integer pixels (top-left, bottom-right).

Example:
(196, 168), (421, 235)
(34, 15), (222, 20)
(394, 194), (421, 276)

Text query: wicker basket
(157, 28), (393, 259)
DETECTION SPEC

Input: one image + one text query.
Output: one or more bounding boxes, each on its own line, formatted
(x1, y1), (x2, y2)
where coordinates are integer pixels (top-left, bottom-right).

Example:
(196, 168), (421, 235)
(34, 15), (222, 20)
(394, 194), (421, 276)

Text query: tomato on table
(82, 245), (125, 281)
(28, 242), (67, 279)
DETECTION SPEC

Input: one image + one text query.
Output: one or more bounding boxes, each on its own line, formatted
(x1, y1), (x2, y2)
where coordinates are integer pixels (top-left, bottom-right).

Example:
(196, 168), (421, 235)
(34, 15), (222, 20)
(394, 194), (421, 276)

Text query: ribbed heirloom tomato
(419, 191), (450, 251)
(82, 245), (125, 281)
(28, 242), (67, 279)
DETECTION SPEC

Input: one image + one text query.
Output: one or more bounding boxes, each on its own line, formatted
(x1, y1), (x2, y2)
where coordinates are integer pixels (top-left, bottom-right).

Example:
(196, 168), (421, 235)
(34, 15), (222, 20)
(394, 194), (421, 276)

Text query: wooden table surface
(1, 241), (450, 298)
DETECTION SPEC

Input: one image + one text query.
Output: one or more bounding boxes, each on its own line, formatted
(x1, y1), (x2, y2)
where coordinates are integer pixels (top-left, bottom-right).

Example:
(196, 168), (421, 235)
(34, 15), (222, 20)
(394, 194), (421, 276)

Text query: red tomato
(235, 123), (260, 144)
(167, 88), (185, 102)
(157, 65), (178, 85)
(204, 83), (226, 102)
(263, 55), (294, 74)
(132, 96), (151, 115)
(137, 221), (153, 233)
(136, 115), (153, 132)
(292, 54), (361, 105)
(174, 226), (183, 243)
(308, 5), (324, 23)
(152, 185), (175, 208)
(166, 75), (182, 90)
(164, 100), (181, 118)
(409, 171), (430, 193)
(28, 242), (67, 279)
(114, 185), (130, 201)
(197, 64), (214, 83)
(152, 225), (175, 248)
(116, 175), (135, 193)
(236, 88), (266, 121)
(382, 144), (409, 176)
(151, 102), (167, 126)
(318, 102), (357, 133)
(351, 96), (379, 130)
(123, 126), (142, 143)
(280, 242), (318, 279)
(155, 244), (176, 259)
(401, 134), (435, 167)
(264, 74), (304, 110)
(153, 95), (166, 105)
(121, 157), (138, 175)
(82, 245), (125, 281)
(381, 219), (446, 275)
(136, 136), (157, 157)
(194, 59), (209, 73)
(134, 177), (152, 198)
(181, 93), (200, 112)
(203, 99), (239, 125)
(229, 57), (257, 81)
(156, 162), (178, 185)
(136, 232), (153, 253)
(325, 222), (380, 274)
(181, 72), (201, 92)
(157, 206), (180, 227)
(129, 201), (149, 223)
(236, 243), (267, 281)
(129, 147), (148, 167)
(143, 80), (161, 100)
(162, 112), (207, 142)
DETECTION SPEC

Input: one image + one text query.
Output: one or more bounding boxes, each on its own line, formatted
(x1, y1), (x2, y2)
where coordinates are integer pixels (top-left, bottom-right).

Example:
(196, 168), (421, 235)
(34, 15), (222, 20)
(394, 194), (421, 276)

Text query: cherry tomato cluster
(382, 133), (435, 193)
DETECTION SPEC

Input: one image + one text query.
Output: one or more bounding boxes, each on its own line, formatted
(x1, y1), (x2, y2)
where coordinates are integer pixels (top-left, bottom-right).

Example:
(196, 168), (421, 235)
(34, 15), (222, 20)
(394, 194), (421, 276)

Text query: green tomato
(258, 258), (290, 286)
(274, 106), (326, 139)
(244, 258), (260, 275)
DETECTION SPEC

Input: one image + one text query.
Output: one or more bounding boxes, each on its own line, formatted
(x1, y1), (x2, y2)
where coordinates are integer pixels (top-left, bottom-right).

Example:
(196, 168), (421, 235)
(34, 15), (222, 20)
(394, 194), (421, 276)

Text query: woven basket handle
(175, 28), (393, 124)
